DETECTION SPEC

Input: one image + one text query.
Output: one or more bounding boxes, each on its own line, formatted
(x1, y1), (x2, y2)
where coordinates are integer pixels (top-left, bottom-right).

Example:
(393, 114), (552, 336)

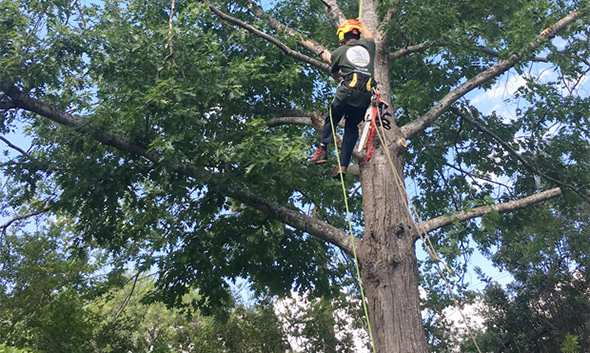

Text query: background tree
(0, 223), (291, 352)
(458, 199), (590, 352)
(0, 224), (100, 353)
(1, 0), (589, 352)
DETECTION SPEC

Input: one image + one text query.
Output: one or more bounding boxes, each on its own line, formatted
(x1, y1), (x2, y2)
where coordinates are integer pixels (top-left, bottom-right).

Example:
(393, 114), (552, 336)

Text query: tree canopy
(1, 0), (589, 351)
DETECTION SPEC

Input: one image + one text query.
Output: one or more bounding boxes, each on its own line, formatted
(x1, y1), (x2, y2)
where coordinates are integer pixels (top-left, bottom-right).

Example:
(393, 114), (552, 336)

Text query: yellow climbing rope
(328, 104), (377, 353)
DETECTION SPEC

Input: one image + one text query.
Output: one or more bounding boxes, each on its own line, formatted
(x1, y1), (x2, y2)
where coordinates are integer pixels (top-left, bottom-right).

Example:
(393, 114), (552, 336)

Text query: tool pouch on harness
(341, 72), (375, 105)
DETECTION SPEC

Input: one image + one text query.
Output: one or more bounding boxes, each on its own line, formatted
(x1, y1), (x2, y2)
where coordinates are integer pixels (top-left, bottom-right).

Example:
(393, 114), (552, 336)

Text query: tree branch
(382, 0), (404, 28)
(477, 46), (549, 62)
(226, 183), (355, 254)
(418, 188), (562, 234)
(453, 106), (590, 205)
(203, 0), (329, 73)
(248, 2), (332, 64)
(0, 102), (18, 110)
(262, 107), (317, 117)
(1, 82), (356, 254)
(0, 82), (208, 179)
(317, 0), (346, 27)
(266, 116), (314, 128)
(390, 41), (436, 60)
(1, 205), (52, 235)
(400, 11), (580, 139)
(443, 161), (514, 190)
(0, 136), (30, 157)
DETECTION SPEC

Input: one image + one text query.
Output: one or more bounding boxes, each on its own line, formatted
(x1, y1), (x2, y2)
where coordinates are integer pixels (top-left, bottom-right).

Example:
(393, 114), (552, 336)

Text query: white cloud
(468, 73), (528, 118)
(471, 75), (526, 105)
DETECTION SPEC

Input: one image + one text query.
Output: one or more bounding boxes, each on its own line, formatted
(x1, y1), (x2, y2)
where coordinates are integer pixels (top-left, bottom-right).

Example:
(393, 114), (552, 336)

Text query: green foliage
(458, 198), (590, 352)
(1, 0), (590, 351)
(0, 225), (292, 352)
(561, 334), (580, 353)
(0, 345), (33, 353)
(0, 224), (105, 353)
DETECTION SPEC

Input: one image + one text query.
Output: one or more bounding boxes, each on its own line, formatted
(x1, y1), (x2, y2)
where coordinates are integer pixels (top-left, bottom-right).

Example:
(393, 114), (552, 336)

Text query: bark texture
(359, 152), (431, 352)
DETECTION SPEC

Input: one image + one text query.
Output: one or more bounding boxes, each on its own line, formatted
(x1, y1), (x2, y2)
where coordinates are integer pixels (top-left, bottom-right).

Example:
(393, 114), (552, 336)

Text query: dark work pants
(320, 97), (367, 168)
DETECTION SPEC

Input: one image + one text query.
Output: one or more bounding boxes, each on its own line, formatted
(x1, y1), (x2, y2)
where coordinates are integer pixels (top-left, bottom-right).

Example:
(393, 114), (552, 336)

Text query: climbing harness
(357, 90), (391, 162)
(342, 72), (375, 93)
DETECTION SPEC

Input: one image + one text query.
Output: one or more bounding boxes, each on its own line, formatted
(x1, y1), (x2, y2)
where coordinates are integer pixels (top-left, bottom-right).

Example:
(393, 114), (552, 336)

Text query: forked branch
(417, 188), (562, 235)
(317, 0), (346, 27)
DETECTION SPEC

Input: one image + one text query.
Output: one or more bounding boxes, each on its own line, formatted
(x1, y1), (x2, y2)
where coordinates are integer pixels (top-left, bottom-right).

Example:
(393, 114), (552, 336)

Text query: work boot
(331, 165), (347, 180)
(309, 148), (328, 164)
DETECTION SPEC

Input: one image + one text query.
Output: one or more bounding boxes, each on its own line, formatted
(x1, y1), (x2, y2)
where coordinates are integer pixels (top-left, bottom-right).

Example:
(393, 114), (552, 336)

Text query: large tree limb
(389, 40), (549, 62)
(317, 0), (346, 27)
(226, 183), (355, 254)
(0, 102), (18, 110)
(0, 82), (355, 254)
(400, 11), (580, 139)
(203, 0), (329, 73)
(417, 188), (562, 235)
(1, 84), (171, 168)
(248, 2), (332, 64)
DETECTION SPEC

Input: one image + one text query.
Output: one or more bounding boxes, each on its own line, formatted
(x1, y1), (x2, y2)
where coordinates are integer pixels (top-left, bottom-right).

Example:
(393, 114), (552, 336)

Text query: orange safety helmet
(337, 19), (362, 42)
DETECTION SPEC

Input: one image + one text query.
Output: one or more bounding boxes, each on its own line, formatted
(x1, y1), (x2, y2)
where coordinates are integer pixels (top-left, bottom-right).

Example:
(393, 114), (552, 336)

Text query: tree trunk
(355, 7), (430, 351)
(358, 150), (430, 352)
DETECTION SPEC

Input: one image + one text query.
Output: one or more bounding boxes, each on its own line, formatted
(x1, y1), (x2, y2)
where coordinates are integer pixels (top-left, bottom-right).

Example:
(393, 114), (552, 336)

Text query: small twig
(1, 206), (52, 239)
(158, 0), (185, 78)
(113, 271), (141, 320)
(564, 67), (590, 95)
(0, 136), (30, 157)
(443, 162), (513, 190)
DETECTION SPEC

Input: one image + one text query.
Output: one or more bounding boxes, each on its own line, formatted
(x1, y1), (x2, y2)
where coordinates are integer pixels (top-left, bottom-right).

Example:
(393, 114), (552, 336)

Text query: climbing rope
(372, 106), (484, 353)
(359, 0), (363, 18)
(328, 103), (377, 353)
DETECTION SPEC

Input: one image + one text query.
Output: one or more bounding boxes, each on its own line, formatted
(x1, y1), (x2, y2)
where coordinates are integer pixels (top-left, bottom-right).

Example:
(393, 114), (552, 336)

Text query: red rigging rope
(364, 96), (378, 162)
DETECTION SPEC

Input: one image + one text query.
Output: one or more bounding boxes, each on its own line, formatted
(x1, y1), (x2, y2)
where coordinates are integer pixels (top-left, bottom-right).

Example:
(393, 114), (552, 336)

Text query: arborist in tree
(309, 17), (375, 180)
